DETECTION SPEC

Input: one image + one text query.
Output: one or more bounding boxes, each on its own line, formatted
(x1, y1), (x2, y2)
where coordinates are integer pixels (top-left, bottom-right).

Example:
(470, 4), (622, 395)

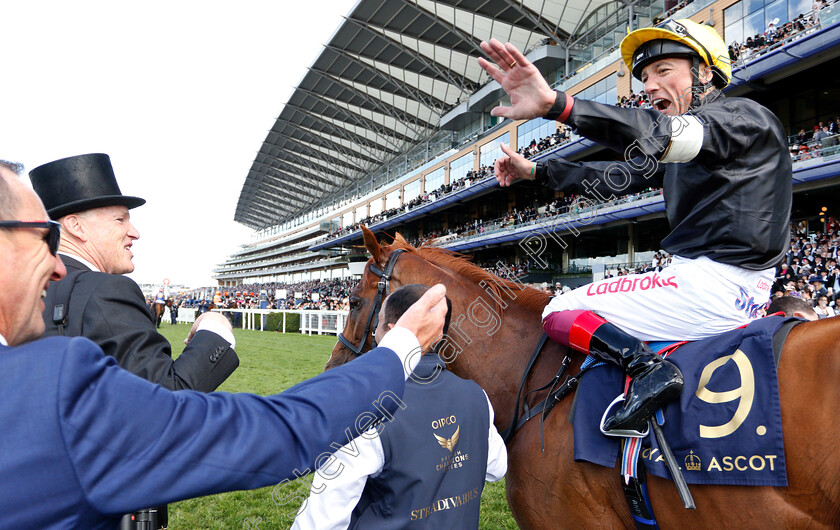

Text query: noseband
(337, 249), (405, 356)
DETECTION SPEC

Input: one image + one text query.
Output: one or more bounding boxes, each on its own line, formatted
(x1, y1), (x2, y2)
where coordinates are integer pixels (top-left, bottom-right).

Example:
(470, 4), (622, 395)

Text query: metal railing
(433, 189), (664, 248)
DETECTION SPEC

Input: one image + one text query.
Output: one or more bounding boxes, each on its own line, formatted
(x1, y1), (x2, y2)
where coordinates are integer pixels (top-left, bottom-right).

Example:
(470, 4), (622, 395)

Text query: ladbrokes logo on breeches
(586, 273), (678, 297)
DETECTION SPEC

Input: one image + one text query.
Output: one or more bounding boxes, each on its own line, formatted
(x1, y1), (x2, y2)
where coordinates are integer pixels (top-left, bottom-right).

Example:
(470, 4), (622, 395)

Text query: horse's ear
(394, 232), (408, 245)
(361, 226), (383, 266)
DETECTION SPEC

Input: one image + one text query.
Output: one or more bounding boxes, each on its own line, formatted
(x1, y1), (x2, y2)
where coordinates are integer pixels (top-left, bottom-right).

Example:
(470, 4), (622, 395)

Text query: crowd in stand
(788, 118), (840, 161)
(476, 259), (531, 279)
(617, 91), (651, 109)
(182, 259), (533, 313)
(325, 168), (496, 241)
(770, 219), (840, 317)
(176, 279), (356, 311)
(728, 5), (827, 64)
(410, 187), (662, 248)
(516, 128), (571, 158)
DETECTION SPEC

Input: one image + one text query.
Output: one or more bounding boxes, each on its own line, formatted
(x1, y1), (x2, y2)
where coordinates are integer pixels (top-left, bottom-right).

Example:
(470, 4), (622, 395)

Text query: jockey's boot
(589, 323), (684, 432)
(543, 310), (683, 432)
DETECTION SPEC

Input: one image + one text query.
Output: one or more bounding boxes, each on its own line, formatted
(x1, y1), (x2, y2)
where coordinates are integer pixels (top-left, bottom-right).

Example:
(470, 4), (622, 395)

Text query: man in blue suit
(0, 160), (448, 528)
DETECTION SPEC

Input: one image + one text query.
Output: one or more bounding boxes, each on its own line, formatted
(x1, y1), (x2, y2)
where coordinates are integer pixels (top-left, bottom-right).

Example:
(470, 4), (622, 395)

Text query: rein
(337, 249), (405, 356)
(339, 247), (584, 447)
(501, 333), (596, 448)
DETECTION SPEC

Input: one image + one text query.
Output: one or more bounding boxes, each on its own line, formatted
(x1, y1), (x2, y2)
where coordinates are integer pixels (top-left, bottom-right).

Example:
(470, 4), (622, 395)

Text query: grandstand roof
(235, 0), (620, 229)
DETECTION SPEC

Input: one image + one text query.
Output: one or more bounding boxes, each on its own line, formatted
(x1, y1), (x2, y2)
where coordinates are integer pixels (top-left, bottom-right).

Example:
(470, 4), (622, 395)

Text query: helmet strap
(688, 55), (714, 111)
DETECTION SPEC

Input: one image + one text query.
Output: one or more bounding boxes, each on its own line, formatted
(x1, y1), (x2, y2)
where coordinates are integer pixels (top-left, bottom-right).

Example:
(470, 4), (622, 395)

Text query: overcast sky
(1, 0), (356, 286)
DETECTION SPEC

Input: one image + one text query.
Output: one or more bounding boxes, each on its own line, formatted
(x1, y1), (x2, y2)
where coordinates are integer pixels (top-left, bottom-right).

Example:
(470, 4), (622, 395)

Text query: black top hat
(29, 153), (145, 219)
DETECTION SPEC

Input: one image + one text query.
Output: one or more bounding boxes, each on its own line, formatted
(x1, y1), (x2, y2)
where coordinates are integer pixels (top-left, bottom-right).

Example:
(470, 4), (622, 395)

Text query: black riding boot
(589, 323), (684, 432)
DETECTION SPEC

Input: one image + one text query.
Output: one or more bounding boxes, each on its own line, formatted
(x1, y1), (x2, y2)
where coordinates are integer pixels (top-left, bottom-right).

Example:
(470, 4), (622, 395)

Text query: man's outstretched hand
(394, 284), (448, 351)
(477, 38), (556, 121)
(495, 142), (536, 187)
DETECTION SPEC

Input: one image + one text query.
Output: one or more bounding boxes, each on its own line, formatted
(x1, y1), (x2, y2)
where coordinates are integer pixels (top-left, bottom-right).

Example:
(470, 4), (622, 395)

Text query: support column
(627, 223), (636, 266)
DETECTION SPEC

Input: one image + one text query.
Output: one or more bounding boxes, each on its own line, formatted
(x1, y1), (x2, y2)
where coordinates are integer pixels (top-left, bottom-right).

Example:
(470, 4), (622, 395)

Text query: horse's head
(327, 225), (553, 376)
(326, 226), (411, 370)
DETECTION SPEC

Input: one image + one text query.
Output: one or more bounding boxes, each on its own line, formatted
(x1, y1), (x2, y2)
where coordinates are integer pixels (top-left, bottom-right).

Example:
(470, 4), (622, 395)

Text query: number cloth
(570, 315), (791, 486)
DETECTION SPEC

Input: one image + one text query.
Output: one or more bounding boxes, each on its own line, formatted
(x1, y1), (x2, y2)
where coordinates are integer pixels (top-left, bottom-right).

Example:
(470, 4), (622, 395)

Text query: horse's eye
(349, 298), (361, 310)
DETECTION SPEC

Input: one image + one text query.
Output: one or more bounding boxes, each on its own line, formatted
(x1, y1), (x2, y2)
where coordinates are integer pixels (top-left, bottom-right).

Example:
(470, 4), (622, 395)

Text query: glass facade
(479, 132), (510, 167)
(578, 74), (618, 105)
(385, 189), (400, 210)
(567, 0), (664, 74)
(368, 198), (383, 217)
(449, 153), (474, 182)
(403, 179), (421, 203)
(425, 166), (445, 193)
(452, 115), (483, 144)
(724, 0), (812, 45)
(518, 118), (557, 151)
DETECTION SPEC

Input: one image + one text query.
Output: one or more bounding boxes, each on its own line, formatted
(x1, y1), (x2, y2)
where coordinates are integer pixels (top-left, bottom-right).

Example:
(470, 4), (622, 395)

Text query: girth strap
(500, 332), (549, 444)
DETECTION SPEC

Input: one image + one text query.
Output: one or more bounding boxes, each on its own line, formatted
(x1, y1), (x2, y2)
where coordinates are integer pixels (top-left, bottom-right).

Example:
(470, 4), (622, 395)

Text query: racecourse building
(215, 0), (840, 288)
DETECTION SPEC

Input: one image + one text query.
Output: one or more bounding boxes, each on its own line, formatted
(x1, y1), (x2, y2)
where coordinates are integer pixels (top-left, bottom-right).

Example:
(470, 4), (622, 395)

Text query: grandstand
(215, 0), (840, 292)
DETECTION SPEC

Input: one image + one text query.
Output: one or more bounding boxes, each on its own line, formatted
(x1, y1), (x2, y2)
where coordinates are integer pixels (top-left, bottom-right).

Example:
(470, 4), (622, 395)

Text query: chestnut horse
(326, 227), (840, 529)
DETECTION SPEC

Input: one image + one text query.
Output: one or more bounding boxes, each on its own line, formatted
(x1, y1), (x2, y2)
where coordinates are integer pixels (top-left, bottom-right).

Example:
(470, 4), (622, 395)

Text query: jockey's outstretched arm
(537, 157), (666, 199)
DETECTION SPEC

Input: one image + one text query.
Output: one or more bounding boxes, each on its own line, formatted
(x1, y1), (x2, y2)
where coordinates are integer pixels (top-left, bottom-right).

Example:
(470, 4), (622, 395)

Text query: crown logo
(684, 450), (702, 471)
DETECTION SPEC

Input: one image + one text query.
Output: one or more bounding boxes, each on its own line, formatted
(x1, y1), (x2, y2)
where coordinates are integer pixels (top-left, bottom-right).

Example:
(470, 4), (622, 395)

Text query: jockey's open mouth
(652, 97), (672, 113)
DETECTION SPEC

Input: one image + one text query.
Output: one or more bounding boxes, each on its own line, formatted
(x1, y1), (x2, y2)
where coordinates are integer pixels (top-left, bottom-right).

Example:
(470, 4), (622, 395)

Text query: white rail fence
(202, 308), (349, 335)
(298, 310), (350, 336)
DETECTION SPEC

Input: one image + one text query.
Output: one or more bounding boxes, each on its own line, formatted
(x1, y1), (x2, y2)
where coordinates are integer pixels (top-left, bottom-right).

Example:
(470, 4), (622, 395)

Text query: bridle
(337, 249), (405, 356)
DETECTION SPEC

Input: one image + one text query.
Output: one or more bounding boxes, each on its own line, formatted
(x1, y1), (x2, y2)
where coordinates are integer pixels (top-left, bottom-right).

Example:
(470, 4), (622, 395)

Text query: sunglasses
(0, 220), (61, 256)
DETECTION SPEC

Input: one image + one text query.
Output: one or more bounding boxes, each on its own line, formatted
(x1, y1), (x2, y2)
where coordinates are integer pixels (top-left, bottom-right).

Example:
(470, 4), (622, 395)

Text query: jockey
(478, 19), (791, 431)
(154, 289), (166, 304)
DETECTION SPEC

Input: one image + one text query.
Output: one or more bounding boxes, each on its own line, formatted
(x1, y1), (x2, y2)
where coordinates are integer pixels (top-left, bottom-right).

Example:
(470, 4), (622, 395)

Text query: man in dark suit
(30, 153), (238, 392)
(0, 160), (448, 527)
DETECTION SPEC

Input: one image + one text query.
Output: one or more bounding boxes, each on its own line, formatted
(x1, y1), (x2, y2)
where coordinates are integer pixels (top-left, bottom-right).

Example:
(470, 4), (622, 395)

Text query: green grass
(157, 323), (516, 529)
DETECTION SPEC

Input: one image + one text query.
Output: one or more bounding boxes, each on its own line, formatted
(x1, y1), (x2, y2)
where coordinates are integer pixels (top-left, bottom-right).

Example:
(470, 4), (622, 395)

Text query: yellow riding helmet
(621, 19), (732, 89)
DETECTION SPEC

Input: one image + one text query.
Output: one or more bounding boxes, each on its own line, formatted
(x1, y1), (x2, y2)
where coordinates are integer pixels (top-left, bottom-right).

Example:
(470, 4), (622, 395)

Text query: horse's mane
(381, 238), (550, 313)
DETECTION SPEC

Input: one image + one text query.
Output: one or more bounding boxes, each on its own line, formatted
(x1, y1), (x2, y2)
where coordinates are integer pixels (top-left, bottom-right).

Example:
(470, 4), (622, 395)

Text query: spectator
(814, 295), (834, 318)
(767, 296), (819, 320)
(30, 153), (239, 390)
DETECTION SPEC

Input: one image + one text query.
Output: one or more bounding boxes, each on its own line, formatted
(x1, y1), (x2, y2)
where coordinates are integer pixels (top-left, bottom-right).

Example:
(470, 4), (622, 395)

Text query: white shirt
(0, 332), (7, 346)
(292, 391), (507, 530)
(58, 251), (100, 272)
